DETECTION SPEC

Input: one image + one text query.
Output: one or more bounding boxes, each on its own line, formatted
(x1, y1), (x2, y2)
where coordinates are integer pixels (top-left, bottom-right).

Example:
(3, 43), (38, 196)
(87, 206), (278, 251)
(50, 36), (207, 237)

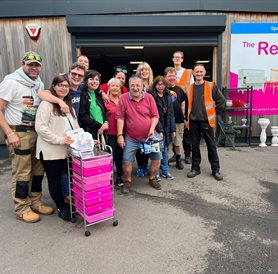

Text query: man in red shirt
(116, 75), (162, 193)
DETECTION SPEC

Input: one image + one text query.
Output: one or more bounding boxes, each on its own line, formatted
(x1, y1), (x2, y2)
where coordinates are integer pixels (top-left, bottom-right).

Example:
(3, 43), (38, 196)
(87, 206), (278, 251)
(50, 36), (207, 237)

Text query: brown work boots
(149, 178), (161, 190)
(17, 210), (41, 223)
(122, 178), (162, 194)
(17, 204), (54, 223)
(31, 204), (54, 215)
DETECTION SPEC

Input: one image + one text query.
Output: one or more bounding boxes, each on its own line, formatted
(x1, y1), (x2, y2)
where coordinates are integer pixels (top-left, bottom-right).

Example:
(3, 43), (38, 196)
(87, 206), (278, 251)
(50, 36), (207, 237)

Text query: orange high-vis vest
(175, 68), (193, 94)
(188, 81), (216, 128)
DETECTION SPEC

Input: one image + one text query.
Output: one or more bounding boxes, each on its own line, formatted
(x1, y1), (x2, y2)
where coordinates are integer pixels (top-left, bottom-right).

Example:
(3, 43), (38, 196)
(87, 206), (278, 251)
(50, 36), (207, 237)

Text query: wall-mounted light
(124, 46), (144, 50)
(130, 61), (144, 65)
(196, 60), (210, 63)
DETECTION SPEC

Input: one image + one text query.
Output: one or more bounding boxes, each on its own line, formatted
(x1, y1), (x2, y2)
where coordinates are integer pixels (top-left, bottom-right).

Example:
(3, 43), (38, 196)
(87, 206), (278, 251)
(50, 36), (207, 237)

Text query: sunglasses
(115, 67), (127, 74)
(70, 72), (84, 78)
(23, 55), (42, 62)
(57, 83), (70, 89)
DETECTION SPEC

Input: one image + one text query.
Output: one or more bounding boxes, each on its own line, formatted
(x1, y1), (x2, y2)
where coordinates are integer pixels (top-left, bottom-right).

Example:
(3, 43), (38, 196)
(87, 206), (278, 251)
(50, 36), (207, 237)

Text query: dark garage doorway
(80, 45), (213, 84)
(67, 14), (226, 85)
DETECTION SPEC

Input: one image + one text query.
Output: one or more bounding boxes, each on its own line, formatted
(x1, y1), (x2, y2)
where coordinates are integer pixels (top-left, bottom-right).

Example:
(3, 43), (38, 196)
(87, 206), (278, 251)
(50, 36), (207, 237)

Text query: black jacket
(149, 89), (176, 146)
(78, 90), (108, 139)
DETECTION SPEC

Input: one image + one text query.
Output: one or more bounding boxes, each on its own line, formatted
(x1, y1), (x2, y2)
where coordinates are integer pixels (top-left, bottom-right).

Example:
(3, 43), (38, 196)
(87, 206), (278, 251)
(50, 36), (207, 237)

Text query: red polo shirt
(115, 92), (159, 141)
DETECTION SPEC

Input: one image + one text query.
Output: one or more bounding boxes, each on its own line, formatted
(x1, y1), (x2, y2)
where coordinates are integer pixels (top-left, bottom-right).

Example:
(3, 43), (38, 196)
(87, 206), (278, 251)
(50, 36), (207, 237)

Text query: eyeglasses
(57, 83), (70, 89)
(23, 55), (42, 62)
(115, 67), (127, 74)
(173, 56), (182, 59)
(130, 84), (141, 89)
(156, 83), (166, 86)
(70, 72), (84, 78)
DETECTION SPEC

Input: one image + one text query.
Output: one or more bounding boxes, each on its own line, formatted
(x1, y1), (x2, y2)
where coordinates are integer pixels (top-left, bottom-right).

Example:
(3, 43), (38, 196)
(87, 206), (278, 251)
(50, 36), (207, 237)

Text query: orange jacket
(188, 81), (216, 128)
(175, 68), (193, 94)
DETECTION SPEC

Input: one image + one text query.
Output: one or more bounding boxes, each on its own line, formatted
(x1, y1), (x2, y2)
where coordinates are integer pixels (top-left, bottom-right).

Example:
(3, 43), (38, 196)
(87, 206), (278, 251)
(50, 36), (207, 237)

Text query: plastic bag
(66, 128), (94, 152)
(139, 136), (163, 154)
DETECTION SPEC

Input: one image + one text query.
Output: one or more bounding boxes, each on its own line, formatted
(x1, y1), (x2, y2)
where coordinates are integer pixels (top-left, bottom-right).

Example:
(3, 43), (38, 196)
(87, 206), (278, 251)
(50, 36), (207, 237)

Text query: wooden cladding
(0, 17), (72, 88)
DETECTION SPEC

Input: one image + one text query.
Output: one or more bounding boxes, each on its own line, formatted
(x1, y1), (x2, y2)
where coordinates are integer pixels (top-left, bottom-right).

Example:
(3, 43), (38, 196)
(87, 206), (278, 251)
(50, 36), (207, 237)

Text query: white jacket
(35, 101), (79, 160)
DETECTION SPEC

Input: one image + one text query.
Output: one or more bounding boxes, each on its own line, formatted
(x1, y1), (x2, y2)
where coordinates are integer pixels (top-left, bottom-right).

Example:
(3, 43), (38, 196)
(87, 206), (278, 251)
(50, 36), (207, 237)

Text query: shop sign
(230, 23), (278, 115)
(25, 23), (41, 40)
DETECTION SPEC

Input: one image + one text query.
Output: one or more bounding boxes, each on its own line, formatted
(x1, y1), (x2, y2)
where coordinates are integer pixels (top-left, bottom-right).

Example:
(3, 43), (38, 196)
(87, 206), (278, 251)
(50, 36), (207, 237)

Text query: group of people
(0, 49), (225, 224)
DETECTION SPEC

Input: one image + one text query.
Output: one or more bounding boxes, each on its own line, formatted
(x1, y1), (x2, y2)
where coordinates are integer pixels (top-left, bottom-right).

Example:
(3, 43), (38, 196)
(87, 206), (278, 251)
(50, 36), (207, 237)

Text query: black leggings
(40, 152), (68, 211)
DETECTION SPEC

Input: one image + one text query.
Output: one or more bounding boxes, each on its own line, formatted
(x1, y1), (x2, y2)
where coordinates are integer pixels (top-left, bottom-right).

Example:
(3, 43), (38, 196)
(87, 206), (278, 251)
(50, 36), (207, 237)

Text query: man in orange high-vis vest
(187, 64), (225, 181)
(173, 51), (194, 94)
(173, 50), (194, 165)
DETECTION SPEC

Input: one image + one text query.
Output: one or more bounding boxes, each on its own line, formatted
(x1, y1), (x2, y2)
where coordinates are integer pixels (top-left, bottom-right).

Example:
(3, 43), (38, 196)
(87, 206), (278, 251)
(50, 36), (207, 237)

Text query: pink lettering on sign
(258, 41), (278, 55)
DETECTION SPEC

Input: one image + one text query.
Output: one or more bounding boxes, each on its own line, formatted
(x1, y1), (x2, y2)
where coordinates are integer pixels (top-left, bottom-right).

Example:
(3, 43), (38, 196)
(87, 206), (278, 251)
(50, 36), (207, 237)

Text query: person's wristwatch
(117, 133), (123, 138)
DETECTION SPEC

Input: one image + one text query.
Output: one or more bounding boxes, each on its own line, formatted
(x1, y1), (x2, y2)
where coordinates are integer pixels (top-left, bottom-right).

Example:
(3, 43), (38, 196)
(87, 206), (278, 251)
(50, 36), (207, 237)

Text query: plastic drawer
(72, 175), (111, 191)
(72, 185), (112, 199)
(73, 171), (112, 185)
(73, 163), (112, 177)
(72, 155), (112, 168)
(74, 200), (113, 215)
(76, 207), (116, 223)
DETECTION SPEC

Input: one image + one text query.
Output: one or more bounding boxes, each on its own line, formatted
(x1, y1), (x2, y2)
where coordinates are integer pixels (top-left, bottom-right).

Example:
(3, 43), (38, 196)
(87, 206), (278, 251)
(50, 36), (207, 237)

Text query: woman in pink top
(104, 78), (124, 187)
(100, 65), (128, 96)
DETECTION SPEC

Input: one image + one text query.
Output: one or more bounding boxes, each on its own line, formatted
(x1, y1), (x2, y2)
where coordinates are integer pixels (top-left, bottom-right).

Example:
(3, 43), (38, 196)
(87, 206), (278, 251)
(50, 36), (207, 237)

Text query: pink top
(115, 92), (159, 141)
(100, 83), (128, 94)
(104, 96), (119, 135)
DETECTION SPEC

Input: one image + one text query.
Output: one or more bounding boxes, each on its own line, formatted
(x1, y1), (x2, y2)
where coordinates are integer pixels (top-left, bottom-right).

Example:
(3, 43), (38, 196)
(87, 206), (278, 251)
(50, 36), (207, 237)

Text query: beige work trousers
(6, 129), (44, 217)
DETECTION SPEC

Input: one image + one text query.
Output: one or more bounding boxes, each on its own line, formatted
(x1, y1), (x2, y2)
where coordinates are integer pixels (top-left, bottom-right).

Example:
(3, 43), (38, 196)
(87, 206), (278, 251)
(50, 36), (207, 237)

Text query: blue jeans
(60, 170), (69, 198)
(160, 140), (169, 175)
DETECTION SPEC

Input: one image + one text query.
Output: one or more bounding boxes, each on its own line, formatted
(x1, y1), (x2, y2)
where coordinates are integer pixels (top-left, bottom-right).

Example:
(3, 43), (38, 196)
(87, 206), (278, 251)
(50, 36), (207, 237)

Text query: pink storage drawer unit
(72, 173), (111, 191)
(72, 155), (112, 168)
(75, 200), (113, 216)
(73, 163), (112, 177)
(76, 207), (116, 223)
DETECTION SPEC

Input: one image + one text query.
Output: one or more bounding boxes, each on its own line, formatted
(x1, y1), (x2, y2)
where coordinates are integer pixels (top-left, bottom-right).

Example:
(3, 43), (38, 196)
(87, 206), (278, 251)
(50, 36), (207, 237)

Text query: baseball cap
(22, 51), (42, 65)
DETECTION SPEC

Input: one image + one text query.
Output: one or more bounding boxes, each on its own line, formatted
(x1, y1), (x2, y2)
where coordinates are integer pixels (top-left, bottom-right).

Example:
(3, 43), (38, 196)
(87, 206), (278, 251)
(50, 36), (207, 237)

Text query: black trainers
(184, 156), (192, 164)
(212, 171), (223, 181)
(58, 208), (71, 221)
(187, 170), (201, 178)
(161, 172), (175, 180)
(176, 159), (184, 170)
